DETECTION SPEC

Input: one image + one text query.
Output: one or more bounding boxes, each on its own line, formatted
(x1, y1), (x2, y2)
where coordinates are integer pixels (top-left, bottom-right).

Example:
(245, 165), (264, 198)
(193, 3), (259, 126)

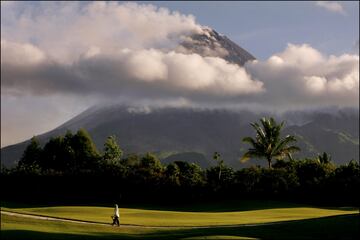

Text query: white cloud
(2, 2), (266, 98)
(245, 44), (359, 108)
(271, 43), (324, 67)
(304, 76), (327, 93)
(1, 2), (358, 108)
(1, 40), (46, 65)
(1, 1), (203, 63)
(1, 43), (264, 97)
(315, 1), (346, 14)
(1, 2), (359, 146)
(2, 40), (357, 109)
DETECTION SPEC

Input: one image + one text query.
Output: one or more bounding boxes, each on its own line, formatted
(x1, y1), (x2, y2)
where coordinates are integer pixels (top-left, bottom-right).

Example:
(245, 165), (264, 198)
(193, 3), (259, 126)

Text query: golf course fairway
(1, 201), (359, 239)
(1, 204), (358, 227)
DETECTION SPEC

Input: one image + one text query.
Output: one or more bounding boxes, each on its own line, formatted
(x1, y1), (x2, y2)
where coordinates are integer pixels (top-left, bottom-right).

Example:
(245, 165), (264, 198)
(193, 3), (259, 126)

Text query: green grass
(120, 199), (309, 212)
(1, 199), (306, 212)
(183, 236), (256, 239)
(1, 212), (359, 240)
(1, 203), (357, 227)
(1, 213), (154, 239)
(1, 201), (359, 239)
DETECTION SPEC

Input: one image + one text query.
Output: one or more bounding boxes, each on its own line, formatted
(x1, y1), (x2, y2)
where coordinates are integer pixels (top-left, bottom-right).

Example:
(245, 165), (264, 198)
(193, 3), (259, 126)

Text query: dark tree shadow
(1, 214), (359, 240)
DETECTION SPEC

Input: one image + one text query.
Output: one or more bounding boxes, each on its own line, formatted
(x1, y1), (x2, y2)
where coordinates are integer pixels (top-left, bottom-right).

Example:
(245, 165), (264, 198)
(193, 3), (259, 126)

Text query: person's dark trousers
(112, 216), (120, 226)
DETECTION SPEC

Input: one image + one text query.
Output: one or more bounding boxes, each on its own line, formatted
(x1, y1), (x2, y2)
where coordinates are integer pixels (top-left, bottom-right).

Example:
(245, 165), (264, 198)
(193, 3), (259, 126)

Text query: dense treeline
(1, 127), (359, 206)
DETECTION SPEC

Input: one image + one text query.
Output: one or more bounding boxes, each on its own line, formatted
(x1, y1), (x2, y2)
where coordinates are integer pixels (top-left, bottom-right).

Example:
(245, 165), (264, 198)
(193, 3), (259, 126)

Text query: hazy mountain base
(1, 106), (358, 168)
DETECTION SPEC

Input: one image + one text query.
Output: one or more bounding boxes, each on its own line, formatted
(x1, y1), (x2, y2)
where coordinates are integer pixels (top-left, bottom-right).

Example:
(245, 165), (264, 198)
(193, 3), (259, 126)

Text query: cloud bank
(1, 1), (358, 110)
(1, 41), (264, 98)
(315, 1), (346, 15)
(1, 1), (203, 62)
(1, 1), (359, 146)
(246, 44), (358, 108)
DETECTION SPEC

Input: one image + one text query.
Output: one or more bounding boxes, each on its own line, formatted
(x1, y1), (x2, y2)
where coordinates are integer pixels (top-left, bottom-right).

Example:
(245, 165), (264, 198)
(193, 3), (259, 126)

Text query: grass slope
(1, 204), (357, 227)
(1, 213), (359, 240)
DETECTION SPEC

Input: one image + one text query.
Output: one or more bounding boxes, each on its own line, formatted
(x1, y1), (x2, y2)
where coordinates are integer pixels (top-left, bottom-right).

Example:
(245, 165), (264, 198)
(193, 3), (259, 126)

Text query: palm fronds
(241, 117), (300, 168)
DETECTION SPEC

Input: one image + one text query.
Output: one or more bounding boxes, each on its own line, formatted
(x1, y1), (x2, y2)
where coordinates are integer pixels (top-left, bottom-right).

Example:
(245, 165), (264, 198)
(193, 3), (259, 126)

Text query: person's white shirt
(114, 204), (120, 217)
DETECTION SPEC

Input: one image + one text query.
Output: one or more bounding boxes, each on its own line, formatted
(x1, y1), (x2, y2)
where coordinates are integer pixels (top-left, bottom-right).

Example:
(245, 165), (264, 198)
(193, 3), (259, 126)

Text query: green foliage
(70, 129), (100, 170)
(296, 159), (333, 188)
(164, 163), (181, 187)
(17, 129), (101, 174)
(41, 136), (66, 172)
(175, 161), (205, 188)
(326, 160), (360, 200)
(140, 153), (162, 170)
(102, 135), (123, 165)
(9, 125), (359, 206)
(317, 152), (331, 164)
(137, 153), (163, 183)
(234, 166), (262, 194)
(257, 168), (299, 195)
(18, 137), (42, 170)
(206, 165), (234, 192)
(241, 117), (300, 168)
(123, 153), (141, 167)
(213, 152), (225, 180)
(208, 152), (234, 193)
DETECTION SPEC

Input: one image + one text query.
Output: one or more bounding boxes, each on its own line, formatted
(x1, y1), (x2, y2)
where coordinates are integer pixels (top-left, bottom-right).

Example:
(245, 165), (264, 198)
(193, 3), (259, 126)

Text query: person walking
(112, 204), (120, 226)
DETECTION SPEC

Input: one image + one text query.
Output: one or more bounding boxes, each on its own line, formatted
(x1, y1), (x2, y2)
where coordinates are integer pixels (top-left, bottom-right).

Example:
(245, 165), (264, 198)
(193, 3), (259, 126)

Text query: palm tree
(317, 152), (331, 164)
(213, 152), (224, 180)
(241, 117), (300, 168)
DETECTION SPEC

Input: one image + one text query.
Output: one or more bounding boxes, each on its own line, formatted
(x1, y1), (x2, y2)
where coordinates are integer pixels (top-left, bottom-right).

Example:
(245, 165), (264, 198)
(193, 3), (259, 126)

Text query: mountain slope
(1, 106), (358, 168)
(178, 27), (256, 65)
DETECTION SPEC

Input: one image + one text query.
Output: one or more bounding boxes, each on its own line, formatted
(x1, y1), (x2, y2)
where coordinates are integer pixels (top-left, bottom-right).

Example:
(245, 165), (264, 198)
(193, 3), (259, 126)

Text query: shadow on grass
(0, 230), (137, 240)
(2, 214), (359, 240)
(149, 214), (360, 240)
(1, 200), (311, 212)
(120, 200), (308, 212)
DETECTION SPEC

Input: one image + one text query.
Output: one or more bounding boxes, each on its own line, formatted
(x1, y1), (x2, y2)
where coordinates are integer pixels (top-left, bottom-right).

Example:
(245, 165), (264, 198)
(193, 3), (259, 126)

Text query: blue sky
(143, 1), (359, 59)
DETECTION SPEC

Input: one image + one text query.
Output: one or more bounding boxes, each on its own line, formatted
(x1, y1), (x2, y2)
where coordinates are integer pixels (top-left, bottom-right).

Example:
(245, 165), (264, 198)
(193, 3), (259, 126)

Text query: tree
(41, 136), (62, 171)
(103, 135), (123, 165)
(241, 117), (300, 168)
(62, 130), (76, 170)
(234, 166), (262, 194)
(175, 161), (205, 188)
(213, 151), (224, 180)
(164, 163), (181, 187)
(18, 136), (42, 169)
(70, 129), (100, 171)
(130, 153), (164, 190)
(317, 152), (331, 164)
(138, 153), (163, 180)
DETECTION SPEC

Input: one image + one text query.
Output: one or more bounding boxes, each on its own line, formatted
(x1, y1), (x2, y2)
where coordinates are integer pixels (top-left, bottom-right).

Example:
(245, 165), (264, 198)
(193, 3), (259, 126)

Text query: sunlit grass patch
(2, 205), (357, 227)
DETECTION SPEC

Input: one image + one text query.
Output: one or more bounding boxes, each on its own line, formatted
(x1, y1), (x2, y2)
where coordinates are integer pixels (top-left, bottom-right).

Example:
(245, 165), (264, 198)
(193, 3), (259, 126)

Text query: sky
(145, 1), (359, 58)
(1, 1), (359, 147)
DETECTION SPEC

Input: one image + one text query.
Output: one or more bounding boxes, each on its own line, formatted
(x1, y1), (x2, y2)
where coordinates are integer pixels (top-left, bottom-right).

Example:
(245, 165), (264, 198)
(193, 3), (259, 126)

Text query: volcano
(1, 28), (358, 168)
